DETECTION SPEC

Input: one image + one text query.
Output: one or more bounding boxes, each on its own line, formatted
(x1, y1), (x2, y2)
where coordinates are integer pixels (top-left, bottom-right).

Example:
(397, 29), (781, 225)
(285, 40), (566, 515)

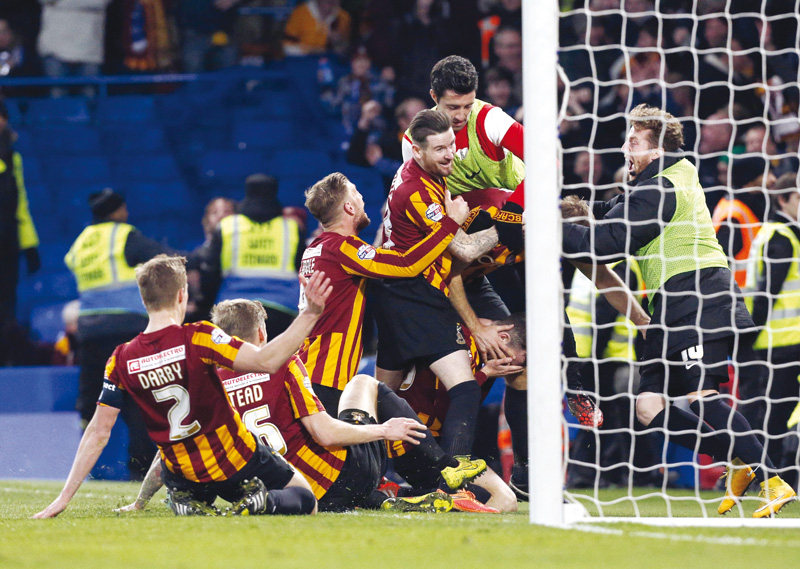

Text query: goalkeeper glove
(567, 391), (604, 428)
(494, 201), (524, 252)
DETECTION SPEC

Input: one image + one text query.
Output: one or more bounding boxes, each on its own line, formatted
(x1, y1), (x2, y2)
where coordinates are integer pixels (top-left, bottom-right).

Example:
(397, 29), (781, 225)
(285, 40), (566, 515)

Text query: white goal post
(525, 0), (800, 527)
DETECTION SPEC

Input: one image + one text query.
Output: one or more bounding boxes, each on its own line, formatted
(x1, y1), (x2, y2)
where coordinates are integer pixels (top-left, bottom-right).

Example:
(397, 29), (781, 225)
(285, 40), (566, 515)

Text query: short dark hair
(496, 312), (526, 351)
(211, 299), (266, 343)
(770, 171), (799, 210)
(430, 55), (479, 100)
(409, 109), (452, 147)
(305, 172), (350, 225)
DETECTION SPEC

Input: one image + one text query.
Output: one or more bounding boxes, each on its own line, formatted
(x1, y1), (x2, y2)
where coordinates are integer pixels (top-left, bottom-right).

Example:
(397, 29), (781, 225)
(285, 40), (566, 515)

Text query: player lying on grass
(117, 299), (488, 514)
(34, 255), (334, 519)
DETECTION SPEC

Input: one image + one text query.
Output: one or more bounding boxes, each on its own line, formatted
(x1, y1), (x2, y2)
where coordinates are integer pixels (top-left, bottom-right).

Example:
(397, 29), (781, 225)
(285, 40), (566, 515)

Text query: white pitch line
(571, 523), (800, 548)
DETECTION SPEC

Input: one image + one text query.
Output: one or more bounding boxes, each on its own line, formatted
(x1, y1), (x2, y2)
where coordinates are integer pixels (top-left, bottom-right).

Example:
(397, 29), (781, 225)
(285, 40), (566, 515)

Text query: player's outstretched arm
(300, 412), (426, 448)
(33, 405), (120, 519)
(234, 271), (332, 374)
(114, 453), (163, 513)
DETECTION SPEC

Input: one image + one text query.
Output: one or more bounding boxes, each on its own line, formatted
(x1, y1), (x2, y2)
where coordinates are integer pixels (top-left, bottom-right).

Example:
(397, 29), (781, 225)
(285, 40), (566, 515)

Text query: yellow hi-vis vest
(64, 222), (144, 315)
(566, 260), (644, 360)
(218, 213), (301, 313)
(14, 153), (39, 250)
(744, 222), (800, 350)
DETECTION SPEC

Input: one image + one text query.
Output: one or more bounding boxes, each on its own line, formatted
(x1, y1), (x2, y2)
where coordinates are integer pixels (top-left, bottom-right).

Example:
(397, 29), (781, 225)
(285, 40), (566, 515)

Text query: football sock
(440, 380), (481, 456)
(690, 399), (775, 472)
(375, 383), (458, 469)
(504, 386), (528, 470)
(648, 405), (733, 462)
(266, 487), (316, 515)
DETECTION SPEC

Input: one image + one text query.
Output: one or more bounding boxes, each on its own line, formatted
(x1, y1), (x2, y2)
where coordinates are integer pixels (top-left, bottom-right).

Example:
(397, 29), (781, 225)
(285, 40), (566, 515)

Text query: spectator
(490, 26), (522, 102)
(201, 174), (306, 340)
(0, 99), (39, 358)
(186, 196), (236, 322)
(478, 0), (521, 69)
(0, 18), (34, 77)
(332, 48), (395, 135)
(712, 156), (776, 286)
(52, 299), (79, 366)
(346, 97), (426, 189)
(283, 0), (352, 57)
(482, 66), (520, 117)
(37, 0), (112, 97)
(121, 0), (175, 72)
(745, 121), (799, 180)
(390, 0), (453, 102)
(64, 188), (174, 479)
(177, 0), (240, 73)
(697, 107), (735, 209)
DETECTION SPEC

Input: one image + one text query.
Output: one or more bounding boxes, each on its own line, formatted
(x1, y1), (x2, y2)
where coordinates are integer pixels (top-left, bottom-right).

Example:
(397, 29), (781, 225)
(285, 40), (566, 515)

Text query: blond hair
(305, 172), (350, 225)
(629, 103), (684, 151)
(135, 255), (187, 311)
(210, 299), (266, 343)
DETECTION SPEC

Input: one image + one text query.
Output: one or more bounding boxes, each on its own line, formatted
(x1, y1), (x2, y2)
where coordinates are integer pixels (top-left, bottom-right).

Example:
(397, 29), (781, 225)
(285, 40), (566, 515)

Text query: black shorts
(638, 336), (732, 398)
(372, 276), (468, 371)
(317, 409), (387, 512)
(314, 384), (343, 419)
(161, 440), (295, 504)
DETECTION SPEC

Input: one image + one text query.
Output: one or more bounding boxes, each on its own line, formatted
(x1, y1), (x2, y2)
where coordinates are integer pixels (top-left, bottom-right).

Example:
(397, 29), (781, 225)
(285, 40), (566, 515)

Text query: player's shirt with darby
(382, 159), (458, 296)
(100, 322), (254, 483)
(297, 220), (459, 390)
(218, 355), (346, 499)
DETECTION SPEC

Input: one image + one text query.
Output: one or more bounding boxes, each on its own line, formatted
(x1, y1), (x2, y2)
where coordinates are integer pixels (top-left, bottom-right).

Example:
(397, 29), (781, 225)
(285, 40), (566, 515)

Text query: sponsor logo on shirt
(357, 243), (377, 260)
(425, 203), (444, 222)
(211, 328), (232, 345)
(127, 345), (186, 373)
(222, 372), (270, 392)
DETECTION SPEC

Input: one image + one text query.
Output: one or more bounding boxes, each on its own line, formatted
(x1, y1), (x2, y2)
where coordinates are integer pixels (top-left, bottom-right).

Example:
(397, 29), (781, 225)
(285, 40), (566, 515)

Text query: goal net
(538, 0), (800, 525)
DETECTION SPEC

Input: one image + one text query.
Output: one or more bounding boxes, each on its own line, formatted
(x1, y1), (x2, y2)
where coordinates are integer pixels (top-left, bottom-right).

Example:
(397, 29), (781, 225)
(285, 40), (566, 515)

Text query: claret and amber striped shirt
(297, 213), (460, 391)
(100, 321), (256, 484)
(219, 356), (346, 499)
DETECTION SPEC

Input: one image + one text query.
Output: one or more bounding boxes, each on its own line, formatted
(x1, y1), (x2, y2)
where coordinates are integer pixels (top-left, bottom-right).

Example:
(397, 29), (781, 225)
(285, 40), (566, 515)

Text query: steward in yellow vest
(202, 174), (305, 339)
(743, 173), (800, 483)
(64, 189), (172, 477)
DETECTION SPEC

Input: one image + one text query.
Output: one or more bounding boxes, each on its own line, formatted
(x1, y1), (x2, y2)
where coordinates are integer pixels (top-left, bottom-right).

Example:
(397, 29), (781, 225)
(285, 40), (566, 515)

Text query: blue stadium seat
(96, 95), (156, 124)
(33, 125), (102, 155)
(45, 155), (112, 185)
(259, 90), (296, 118)
(268, 149), (333, 183)
(4, 98), (24, 125)
(112, 154), (182, 183)
(25, 184), (55, 218)
(122, 181), (193, 216)
(334, 163), (387, 205)
(26, 97), (91, 124)
(11, 127), (36, 155)
(37, 242), (72, 272)
(232, 119), (298, 151)
(18, 155), (44, 186)
(101, 125), (167, 154)
(30, 301), (69, 343)
(199, 149), (268, 187)
(27, 270), (78, 303)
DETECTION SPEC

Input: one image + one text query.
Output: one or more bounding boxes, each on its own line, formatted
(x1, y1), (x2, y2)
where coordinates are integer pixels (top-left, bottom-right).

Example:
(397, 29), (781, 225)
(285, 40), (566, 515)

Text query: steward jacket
(744, 211), (800, 359)
(712, 190), (767, 287)
(563, 154), (754, 360)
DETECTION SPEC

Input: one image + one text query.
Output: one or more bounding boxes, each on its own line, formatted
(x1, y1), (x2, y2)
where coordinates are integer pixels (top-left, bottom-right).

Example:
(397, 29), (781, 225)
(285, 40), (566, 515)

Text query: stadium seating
(96, 95), (157, 124)
(29, 301), (69, 343)
(25, 97), (91, 125)
(33, 125), (102, 155)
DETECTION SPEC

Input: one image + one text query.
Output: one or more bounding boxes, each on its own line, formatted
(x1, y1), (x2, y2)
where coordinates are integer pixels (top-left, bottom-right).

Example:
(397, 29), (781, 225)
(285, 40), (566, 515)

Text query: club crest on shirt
(211, 328), (232, 345)
(426, 203), (444, 222)
(357, 243), (377, 260)
(456, 323), (466, 345)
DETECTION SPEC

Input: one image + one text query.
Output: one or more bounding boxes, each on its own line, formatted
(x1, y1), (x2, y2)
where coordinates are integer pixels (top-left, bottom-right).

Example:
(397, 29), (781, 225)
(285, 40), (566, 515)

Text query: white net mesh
(557, 0), (800, 520)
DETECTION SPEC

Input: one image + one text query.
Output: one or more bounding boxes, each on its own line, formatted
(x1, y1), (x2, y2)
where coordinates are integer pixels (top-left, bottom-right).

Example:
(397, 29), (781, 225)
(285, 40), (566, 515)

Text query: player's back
(219, 356), (346, 499)
(106, 321), (256, 483)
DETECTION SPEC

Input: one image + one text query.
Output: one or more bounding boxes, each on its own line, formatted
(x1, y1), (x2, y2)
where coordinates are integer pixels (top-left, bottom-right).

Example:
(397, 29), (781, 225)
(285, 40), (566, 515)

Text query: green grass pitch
(2, 480), (799, 569)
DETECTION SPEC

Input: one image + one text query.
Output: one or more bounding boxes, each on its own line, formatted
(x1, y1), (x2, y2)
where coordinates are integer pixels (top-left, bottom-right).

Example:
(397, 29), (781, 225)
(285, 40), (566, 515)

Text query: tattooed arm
(447, 227), (499, 263)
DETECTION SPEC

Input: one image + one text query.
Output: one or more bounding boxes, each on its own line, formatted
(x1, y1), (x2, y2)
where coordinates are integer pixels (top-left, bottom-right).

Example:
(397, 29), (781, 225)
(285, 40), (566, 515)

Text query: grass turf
(2, 480), (800, 569)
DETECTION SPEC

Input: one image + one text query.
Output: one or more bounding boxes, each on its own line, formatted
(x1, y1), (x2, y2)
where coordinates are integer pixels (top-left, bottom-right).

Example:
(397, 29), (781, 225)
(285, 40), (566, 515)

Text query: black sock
(690, 399), (775, 471)
(375, 383), (457, 469)
(265, 487), (316, 515)
(504, 386), (528, 470)
(648, 405), (733, 462)
(440, 380), (481, 456)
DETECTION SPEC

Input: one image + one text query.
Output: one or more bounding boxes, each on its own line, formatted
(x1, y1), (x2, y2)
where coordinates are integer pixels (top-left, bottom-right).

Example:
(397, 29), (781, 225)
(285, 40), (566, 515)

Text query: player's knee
(635, 394), (662, 426)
